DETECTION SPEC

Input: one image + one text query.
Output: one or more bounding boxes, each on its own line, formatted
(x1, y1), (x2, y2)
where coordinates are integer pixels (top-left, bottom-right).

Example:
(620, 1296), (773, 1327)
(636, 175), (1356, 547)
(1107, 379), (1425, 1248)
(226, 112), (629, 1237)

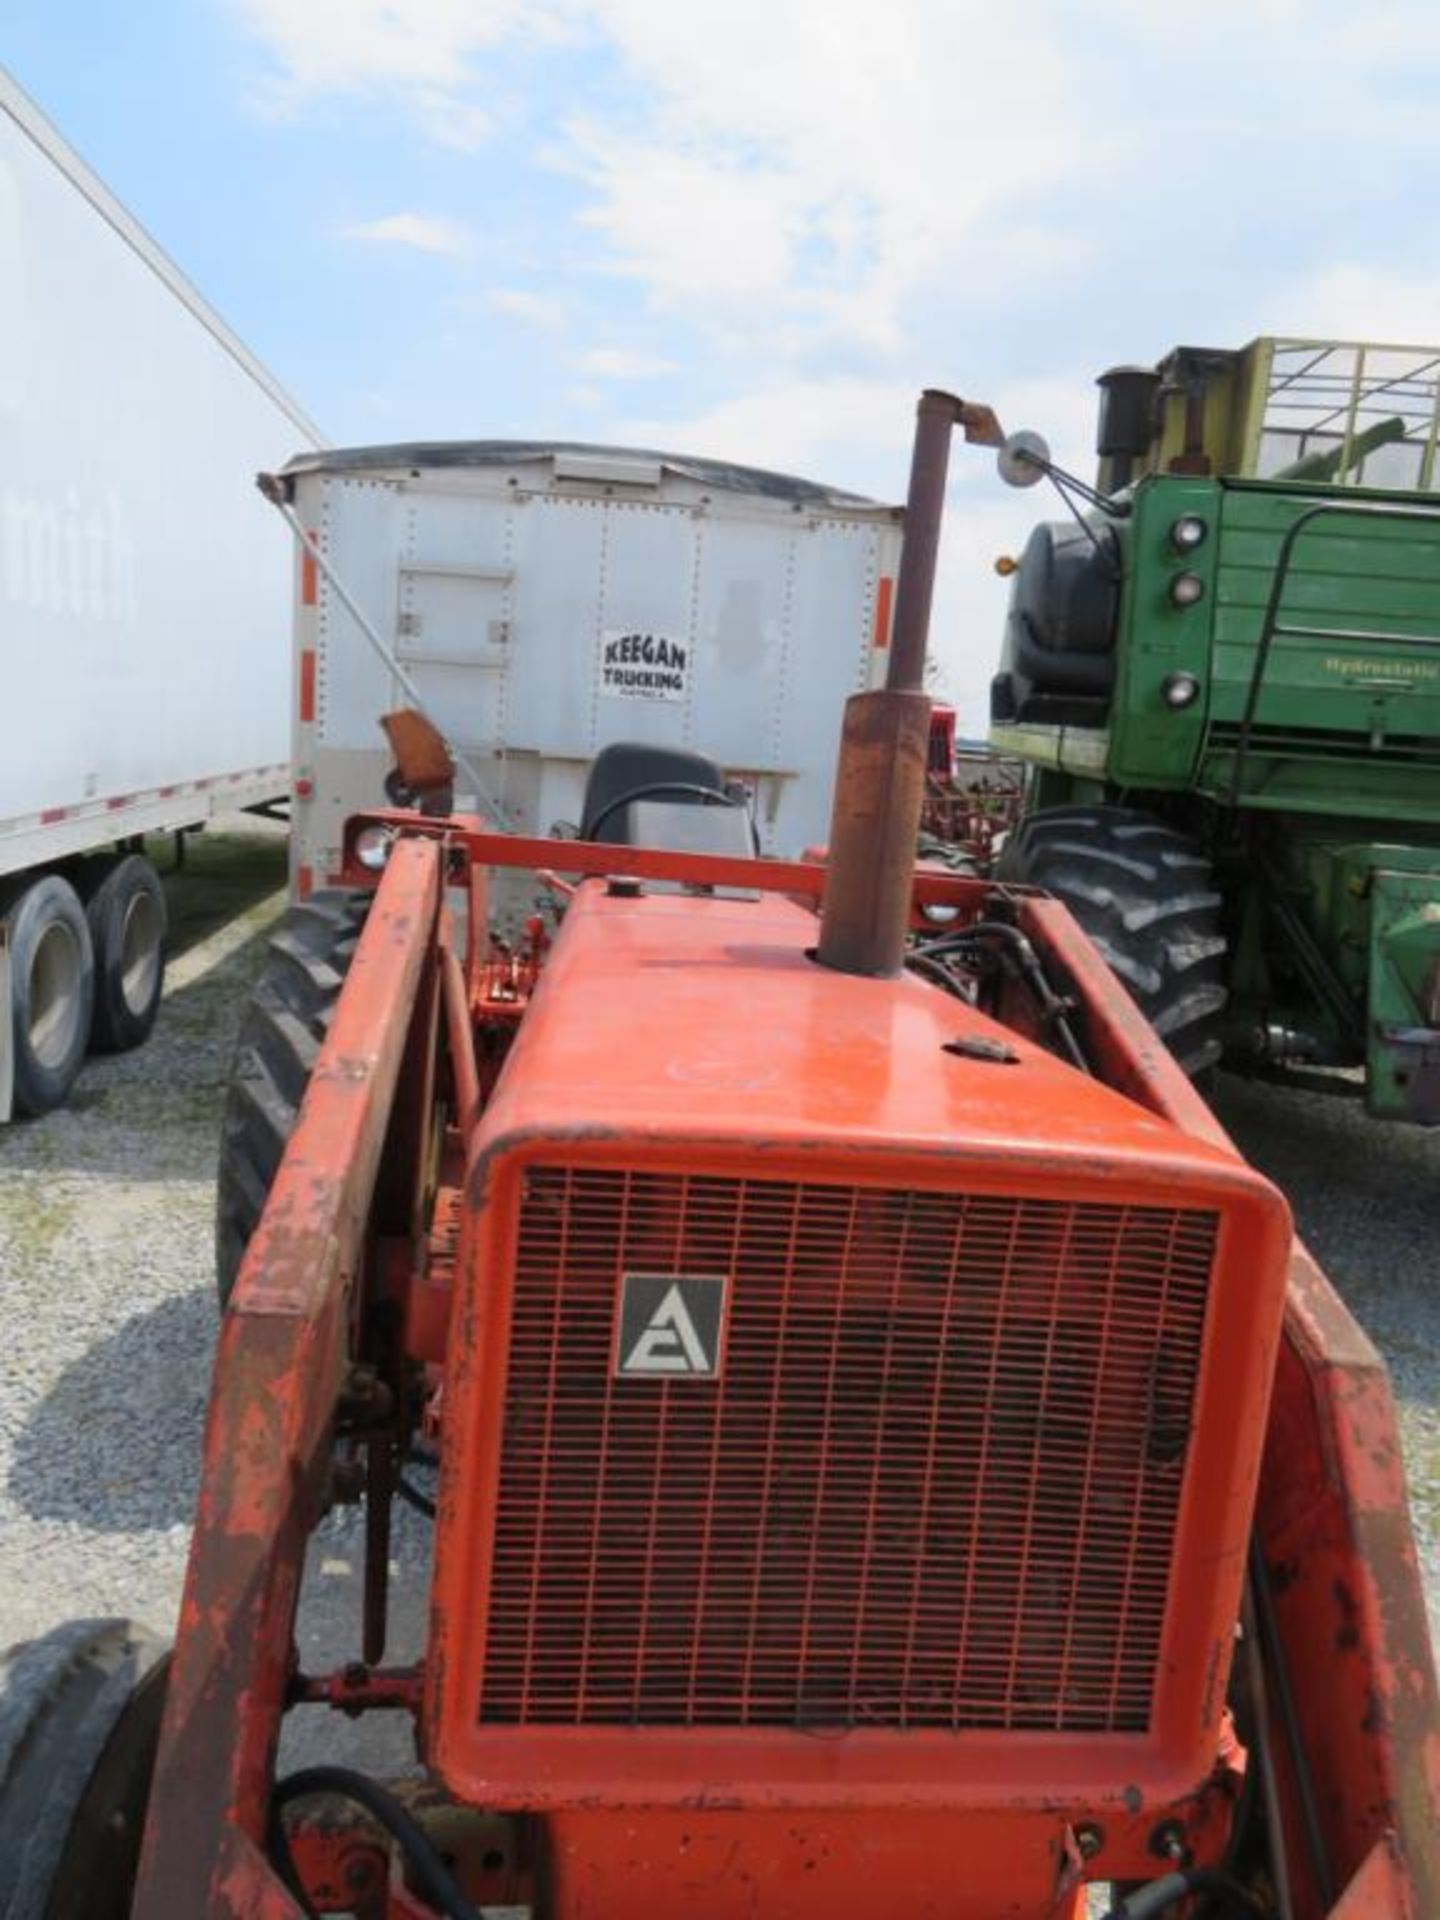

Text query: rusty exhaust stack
(816, 389), (1001, 977)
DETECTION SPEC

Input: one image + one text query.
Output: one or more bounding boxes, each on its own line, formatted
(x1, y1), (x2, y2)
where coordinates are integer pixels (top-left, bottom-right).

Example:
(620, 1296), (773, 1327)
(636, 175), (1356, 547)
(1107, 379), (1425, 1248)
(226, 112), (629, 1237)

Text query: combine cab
(3, 394), (1435, 1918)
(988, 339), (1440, 1117)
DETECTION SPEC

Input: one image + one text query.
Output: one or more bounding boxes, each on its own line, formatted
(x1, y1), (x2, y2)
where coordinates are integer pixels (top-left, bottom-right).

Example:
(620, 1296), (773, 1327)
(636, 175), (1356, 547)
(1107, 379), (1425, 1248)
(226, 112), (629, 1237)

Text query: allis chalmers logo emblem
(617, 1273), (728, 1377)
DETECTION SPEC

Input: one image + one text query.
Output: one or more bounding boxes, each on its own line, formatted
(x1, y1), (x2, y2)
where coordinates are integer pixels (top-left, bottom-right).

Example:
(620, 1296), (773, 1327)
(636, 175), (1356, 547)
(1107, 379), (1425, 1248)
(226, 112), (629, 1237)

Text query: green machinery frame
(990, 339), (1440, 1122)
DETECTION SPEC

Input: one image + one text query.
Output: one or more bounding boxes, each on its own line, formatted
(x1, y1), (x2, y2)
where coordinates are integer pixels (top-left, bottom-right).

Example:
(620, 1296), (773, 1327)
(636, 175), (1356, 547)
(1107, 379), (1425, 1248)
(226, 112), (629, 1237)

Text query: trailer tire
(998, 806), (1228, 1076)
(81, 854), (168, 1054)
(0, 1618), (168, 1920)
(215, 889), (371, 1305)
(1, 875), (95, 1117)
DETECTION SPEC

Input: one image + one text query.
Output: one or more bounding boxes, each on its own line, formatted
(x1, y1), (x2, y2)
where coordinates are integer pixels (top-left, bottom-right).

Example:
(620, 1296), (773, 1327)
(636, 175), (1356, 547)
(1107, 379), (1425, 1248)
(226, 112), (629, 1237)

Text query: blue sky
(7, 1), (1440, 726)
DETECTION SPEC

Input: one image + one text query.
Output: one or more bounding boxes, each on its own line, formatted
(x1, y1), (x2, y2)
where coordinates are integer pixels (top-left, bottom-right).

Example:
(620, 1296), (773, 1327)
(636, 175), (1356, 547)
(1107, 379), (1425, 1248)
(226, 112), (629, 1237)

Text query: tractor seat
(579, 743), (754, 853)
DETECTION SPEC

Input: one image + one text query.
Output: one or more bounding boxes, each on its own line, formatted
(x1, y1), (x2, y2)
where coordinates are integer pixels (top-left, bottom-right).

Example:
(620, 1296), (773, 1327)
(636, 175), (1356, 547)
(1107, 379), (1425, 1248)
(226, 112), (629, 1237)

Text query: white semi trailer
(0, 67), (320, 1117)
(274, 441), (903, 921)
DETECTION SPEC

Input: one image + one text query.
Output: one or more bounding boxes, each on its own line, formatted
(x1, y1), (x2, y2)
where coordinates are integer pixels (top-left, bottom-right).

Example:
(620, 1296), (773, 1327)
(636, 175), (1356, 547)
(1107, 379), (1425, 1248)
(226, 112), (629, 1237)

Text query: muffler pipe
(816, 389), (967, 977)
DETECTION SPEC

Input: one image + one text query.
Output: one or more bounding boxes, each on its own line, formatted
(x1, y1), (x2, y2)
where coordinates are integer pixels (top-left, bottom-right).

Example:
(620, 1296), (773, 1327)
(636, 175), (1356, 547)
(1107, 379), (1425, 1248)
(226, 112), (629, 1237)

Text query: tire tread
(214, 890), (370, 1303)
(999, 806), (1228, 1077)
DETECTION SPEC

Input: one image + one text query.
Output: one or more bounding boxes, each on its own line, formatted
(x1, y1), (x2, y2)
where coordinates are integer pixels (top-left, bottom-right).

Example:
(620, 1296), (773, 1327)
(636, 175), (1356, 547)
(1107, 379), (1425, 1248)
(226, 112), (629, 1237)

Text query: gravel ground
(0, 823), (436, 1786)
(0, 825), (288, 1647)
(0, 828), (1435, 1731)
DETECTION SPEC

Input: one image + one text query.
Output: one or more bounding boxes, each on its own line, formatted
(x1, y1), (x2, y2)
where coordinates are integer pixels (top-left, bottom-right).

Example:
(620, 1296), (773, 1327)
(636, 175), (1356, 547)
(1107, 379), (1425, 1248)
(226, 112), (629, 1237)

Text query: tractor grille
(480, 1168), (1217, 1735)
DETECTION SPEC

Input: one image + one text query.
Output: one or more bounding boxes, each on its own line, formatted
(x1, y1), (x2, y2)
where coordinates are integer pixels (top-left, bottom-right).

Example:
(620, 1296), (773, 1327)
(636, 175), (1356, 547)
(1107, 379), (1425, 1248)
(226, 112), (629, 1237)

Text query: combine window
(1253, 340), (1440, 489)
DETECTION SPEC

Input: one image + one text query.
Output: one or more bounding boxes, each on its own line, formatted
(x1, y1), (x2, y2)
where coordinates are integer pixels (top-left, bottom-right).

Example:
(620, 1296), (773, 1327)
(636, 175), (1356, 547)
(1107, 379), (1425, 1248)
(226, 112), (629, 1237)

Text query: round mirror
(997, 430), (1051, 489)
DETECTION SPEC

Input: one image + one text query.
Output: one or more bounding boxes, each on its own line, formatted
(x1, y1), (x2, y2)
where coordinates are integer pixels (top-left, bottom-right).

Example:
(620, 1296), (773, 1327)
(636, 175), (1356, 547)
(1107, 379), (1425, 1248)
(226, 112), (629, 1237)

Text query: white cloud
(577, 346), (679, 379)
(574, 139), (809, 312)
(564, 1), (1091, 349)
(235, 0), (1440, 363)
(233, 0), (1097, 350)
(486, 286), (569, 330)
(1277, 266), (1440, 346)
(342, 212), (475, 257)
(233, 0), (573, 140)
(620, 376), (917, 482)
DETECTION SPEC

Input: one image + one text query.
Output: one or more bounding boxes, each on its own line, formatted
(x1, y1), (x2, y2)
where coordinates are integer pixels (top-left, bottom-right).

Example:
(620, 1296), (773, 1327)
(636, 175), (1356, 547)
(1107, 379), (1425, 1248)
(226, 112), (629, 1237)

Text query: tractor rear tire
(998, 806), (1228, 1076)
(215, 890), (371, 1306)
(0, 1618), (168, 1920)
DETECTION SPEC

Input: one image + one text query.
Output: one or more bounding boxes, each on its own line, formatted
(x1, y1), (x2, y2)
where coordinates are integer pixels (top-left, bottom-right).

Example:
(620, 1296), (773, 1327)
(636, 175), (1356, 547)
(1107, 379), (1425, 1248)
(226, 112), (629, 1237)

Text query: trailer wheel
(1, 875), (95, 1116)
(81, 854), (168, 1054)
(0, 1618), (168, 1920)
(998, 806), (1228, 1075)
(215, 890), (371, 1305)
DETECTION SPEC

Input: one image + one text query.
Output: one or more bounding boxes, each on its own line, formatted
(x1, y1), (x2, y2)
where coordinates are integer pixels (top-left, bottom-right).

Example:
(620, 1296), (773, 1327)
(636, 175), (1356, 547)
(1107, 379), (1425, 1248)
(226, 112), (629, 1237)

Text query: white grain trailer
(0, 67), (321, 1116)
(277, 441), (903, 919)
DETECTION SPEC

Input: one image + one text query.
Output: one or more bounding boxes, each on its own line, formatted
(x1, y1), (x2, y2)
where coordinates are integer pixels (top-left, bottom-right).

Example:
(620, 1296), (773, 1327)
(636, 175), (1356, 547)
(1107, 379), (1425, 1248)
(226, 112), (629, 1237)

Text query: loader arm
(132, 838), (446, 1918)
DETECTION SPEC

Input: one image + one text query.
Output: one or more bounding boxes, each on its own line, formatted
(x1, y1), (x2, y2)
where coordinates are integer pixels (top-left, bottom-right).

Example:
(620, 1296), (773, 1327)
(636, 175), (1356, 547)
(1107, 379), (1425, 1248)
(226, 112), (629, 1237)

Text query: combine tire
(215, 890), (370, 1305)
(1, 875), (95, 1117)
(80, 854), (167, 1054)
(998, 806), (1228, 1076)
(0, 1618), (168, 1920)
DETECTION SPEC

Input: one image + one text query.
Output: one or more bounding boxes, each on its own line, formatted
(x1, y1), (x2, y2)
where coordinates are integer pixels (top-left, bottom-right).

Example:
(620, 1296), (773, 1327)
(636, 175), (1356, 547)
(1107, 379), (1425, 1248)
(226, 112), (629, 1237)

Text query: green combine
(985, 337), (1440, 1121)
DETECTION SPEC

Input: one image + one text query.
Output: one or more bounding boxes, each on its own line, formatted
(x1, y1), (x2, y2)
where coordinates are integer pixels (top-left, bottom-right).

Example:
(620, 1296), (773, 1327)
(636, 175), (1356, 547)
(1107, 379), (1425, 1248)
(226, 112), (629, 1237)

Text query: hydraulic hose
(1100, 1867), (1261, 1920)
(913, 919), (1090, 1071)
(271, 1766), (484, 1920)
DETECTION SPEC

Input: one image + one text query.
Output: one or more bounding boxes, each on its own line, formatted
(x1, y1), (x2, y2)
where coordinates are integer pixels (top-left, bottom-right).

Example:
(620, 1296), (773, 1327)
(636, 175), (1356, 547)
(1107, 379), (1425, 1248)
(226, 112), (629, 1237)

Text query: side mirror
(997, 430), (1051, 489)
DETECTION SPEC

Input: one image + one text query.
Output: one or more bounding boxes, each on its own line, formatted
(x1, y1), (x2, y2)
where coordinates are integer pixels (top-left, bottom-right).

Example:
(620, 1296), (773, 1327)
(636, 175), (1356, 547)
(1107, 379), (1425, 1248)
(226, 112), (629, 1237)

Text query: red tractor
(3, 395), (1436, 1919)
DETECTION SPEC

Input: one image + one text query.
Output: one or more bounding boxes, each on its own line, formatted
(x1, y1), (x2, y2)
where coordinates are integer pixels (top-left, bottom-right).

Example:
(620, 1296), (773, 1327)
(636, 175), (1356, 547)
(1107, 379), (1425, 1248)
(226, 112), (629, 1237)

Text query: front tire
(215, 890), (370, 1304)
(0, 1618), (168, 1920)
(998, 806), (1228, 1076)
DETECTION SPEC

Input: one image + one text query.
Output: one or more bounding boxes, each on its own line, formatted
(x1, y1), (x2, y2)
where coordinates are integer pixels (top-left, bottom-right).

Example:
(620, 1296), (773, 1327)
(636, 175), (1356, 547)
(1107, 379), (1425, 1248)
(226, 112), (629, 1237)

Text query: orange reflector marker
(299, 650), (316, 723)
(301, 536), (318, 607)
(872, 573), (895, 650)
(296, 863), (313, 900)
